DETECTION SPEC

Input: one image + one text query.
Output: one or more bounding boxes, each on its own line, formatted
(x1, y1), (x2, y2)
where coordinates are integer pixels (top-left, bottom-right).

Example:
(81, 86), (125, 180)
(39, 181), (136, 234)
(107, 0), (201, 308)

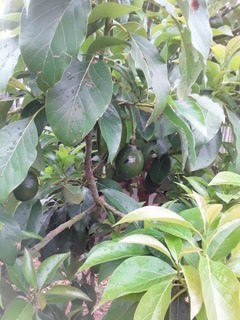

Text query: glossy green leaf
(20, 0), (90, 91)
(152, 221), (193, 241)
(103, 298), (137, 320)
(207, 220), (240, 260)
(175, 99), (206, 136)
(99, 104), (122, 163)
(182, 265), (203, 319)
(102, 188), (140, 214)
(164, 105), (196, 164)
(189, 130), (222, 171)
(120, 234), (171, 260)
(79, 241), (148, 271)
(37, 252), (69, 290)
(164, 234), (182, 263)
(23, 249), (37, 288)
(46, 58), (112, 146)
(227, 110), (240, 172)
(115, 206), (196, 231)
(177, 0), (212, 61)
(88, 36), (127, 54)
(88, 3), (138, 24)
(0, 36), (20, 92)
(0, 211), (22, 265)
(99, 256), (176, 305)
(2, 298), (33, 320)
(131, 34), (169, 124)
(191, 94), (225, 143)
(177, 28), (203, 99)
(209, 171), (240, 187)
(206, 204), (223, 226)
(7, 258), (29, 293)
(46, 285), (91, 304)
(0, 118), (38, 202)
(199, 256), (240, 320)
(134, 279), (173, 320)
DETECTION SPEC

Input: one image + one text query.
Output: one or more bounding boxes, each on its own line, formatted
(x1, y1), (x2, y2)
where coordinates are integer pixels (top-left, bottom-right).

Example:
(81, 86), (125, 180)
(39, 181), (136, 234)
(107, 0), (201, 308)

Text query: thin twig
(30, 205), (97, 257)
(85, 132), (125, 218)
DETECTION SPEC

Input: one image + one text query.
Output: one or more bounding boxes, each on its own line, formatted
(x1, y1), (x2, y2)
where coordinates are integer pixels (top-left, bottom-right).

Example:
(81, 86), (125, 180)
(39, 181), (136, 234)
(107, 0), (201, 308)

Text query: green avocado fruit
(116, 144), (144, 179)
(13, 171), (39, 201)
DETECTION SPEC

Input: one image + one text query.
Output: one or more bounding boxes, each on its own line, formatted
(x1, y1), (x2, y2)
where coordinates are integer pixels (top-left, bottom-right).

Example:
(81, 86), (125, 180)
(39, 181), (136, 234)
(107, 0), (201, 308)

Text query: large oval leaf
(199, 256), (240, 320)
(177, 0), (212, 61)
(182, 265), (203, 319)
(23, 249), (37, 289)
(0, 36), (20, 92)
(209, 171), (240, 187)
(134, 279), (173, 320)
(37, 253), (69, 290)
(79, 241), (148, 271)
(115, 206), (196, 231)
(20, 0), (90, 91)
(46, 285), (91, 304)
(120, 234), (171, 260)
(99, 104), (122, 163)
(0, 211), (22, 265)
(88, 3), (138, 24)
(207, 220), (240, 260)
(102, 188), (141, 214)
(99, 256), (176, 305)
(2, 298), (33, 320)
(131, 34), (169, 124)
(46, 58), (112, 146)
(0, 118), (38, 202)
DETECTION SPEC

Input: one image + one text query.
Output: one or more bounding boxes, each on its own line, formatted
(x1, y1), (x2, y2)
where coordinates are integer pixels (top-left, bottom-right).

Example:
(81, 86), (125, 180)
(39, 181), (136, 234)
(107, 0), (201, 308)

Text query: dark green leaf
(2, 298), (33, 320)
(177, 28), (203, 99)
(7, 258), (29, 293)
(88, 3), (138, 24)
(134, 279), (173, 320)
(164, 105), (196, 165)
(79, 241), (148, 271)
(37, 253), (69, 290)
(131, 35), (169, 123)
(46, 58), (112, 146)
(0, 118), (38, 202)
(88, 36), (127, 54)
(0, 211), (22, 264)
(102, 188), (141, 214)
(103, 298), (137, 320)
(189, 130), (222, 171)
(99, 256), (176, 305)
(199, 256), (240, 320)
(23, 249), (37, 288)
(99, 104), (122, 162)
(46, 285), (91, 304)
(20, 0), (90, 90)
(0, 36), (20, 92)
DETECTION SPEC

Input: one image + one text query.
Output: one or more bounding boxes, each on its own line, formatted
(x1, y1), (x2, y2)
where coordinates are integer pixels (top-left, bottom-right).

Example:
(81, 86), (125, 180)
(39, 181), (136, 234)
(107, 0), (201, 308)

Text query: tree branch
(85, 132), (125, 218)
(30, 204), (96, 257)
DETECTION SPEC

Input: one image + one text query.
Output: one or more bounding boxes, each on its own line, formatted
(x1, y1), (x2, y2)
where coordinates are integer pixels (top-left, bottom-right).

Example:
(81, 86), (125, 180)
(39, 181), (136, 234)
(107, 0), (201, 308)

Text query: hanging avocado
(115, 144), (144, 179)
(13, 171), (39, 201)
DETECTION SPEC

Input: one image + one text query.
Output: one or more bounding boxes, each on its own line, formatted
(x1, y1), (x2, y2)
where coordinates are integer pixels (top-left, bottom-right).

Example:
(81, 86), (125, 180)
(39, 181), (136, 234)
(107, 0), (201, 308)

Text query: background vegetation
(0, 0), (240, 319)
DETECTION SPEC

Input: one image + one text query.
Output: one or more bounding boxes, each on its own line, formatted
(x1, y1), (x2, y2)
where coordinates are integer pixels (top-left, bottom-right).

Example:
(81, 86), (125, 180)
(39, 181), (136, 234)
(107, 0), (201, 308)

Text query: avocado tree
(0, 0), (240, 319)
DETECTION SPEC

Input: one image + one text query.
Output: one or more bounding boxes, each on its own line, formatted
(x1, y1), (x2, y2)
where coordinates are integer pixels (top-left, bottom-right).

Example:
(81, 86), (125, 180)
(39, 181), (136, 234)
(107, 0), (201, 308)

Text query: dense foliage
(0, 0), (240, 319)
